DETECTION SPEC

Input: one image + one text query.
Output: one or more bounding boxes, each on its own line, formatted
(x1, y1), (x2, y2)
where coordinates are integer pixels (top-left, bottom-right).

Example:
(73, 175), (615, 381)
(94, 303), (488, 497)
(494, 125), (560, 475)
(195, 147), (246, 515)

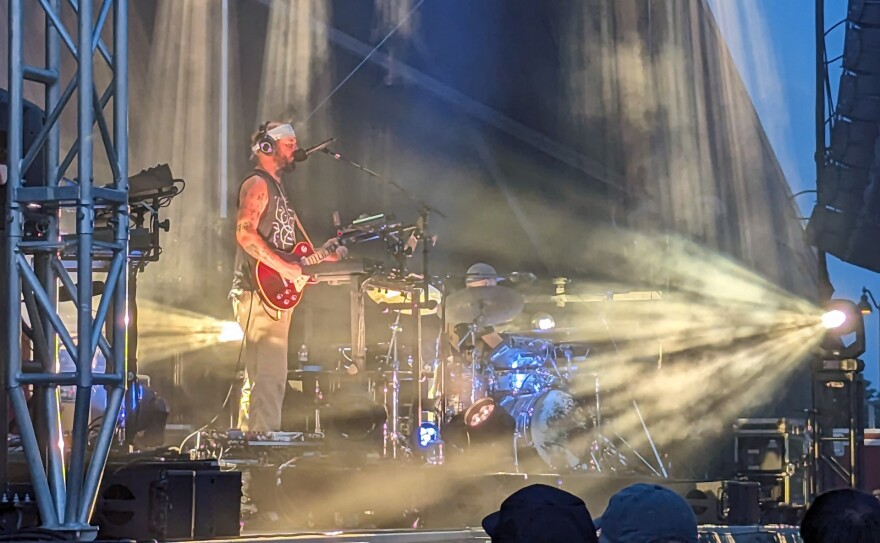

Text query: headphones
(254, 122), (276, 155)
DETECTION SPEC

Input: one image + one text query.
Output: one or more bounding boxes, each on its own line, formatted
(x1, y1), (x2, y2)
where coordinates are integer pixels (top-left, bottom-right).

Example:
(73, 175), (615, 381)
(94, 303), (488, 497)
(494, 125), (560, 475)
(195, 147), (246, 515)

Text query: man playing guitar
(229, 121), (345, 432)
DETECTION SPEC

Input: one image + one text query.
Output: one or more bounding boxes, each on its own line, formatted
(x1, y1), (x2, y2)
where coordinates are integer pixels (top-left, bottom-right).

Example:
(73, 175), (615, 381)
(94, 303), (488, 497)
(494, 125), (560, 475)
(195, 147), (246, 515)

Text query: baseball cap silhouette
(482, 484), (598, 543)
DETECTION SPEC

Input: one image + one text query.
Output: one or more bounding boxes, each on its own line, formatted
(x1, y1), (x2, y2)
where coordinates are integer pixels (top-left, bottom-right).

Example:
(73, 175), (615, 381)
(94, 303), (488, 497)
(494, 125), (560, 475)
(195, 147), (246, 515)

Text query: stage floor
(204, 526), (800, 543)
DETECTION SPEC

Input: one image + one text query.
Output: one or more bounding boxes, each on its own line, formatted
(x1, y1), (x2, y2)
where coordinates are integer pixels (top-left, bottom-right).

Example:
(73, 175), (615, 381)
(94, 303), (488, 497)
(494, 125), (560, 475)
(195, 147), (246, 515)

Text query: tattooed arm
(235, 175), (302, 281)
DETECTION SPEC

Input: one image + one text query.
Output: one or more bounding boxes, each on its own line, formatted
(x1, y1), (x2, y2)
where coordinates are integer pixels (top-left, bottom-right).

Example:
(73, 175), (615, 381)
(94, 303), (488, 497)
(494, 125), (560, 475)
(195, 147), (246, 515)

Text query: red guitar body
(254, 242), (320, 311)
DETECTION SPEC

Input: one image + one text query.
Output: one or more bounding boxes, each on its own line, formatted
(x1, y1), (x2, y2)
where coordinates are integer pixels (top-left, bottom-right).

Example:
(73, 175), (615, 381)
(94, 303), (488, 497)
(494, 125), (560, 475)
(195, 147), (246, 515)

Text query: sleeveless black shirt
(230, 170), (298, 292)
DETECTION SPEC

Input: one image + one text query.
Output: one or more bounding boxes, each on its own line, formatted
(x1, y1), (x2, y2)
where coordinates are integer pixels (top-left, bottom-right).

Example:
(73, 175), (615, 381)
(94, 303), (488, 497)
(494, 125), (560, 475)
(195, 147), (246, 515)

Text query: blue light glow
(417, 421), (439, 449)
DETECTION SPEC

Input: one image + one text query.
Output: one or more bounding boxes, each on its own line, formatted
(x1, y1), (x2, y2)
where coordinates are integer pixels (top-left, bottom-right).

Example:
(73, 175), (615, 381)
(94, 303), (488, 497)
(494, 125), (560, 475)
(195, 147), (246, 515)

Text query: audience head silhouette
(482, 484), (598, 543)
(801, 488), (880, 543)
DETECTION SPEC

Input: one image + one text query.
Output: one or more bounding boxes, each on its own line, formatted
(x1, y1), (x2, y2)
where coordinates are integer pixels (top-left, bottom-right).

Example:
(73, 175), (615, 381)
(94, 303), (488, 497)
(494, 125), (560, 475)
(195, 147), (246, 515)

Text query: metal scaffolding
(4, 0), (128, 534)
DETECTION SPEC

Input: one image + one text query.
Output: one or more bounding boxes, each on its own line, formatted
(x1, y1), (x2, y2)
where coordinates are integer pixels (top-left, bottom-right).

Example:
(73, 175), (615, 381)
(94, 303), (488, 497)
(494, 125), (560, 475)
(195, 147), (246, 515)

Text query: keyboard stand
(309, 262), (375, 373)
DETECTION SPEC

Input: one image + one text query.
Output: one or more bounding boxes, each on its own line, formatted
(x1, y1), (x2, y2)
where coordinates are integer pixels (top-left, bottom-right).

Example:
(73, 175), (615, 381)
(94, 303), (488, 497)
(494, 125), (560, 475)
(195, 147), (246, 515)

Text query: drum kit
(304, 257), (635, 474)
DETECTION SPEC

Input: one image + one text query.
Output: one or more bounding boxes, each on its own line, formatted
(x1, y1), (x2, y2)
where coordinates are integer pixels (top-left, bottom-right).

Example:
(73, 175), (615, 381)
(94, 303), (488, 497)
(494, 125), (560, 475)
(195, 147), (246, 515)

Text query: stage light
(821, 309), (848, 330)
(218, 321), (244, 342)
(125, 381), (170, 448)
(415, 421), (439, 449)
(820, 299), (866, 360)
(462, 397), (516, 450)
(465, 397), (496, 428)
(531, 312), (556, 331)
(821, 300), (860, 334)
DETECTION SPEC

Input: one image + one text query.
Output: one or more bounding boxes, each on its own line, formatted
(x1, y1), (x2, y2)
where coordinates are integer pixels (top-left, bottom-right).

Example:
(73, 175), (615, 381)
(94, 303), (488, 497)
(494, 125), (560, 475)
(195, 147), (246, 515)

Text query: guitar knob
(276, 294), (283, 300)
(284, 289), (291, 295)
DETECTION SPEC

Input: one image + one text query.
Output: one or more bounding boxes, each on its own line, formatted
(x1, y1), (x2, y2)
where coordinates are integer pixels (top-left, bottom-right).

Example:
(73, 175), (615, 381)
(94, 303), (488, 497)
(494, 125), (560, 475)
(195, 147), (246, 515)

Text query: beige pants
(232, 291), (292, 432)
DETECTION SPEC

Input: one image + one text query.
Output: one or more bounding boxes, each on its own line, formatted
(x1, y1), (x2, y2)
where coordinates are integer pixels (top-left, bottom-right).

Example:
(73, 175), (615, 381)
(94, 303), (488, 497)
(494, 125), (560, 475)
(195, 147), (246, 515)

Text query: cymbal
(445, 286), (525, 326)
(500, 326), (581, 337)
(366, 282), (442, 316)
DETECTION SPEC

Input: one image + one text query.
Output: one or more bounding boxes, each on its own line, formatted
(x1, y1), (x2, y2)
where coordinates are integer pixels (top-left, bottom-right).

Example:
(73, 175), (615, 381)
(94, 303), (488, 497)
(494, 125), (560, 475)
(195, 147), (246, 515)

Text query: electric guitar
(254, 240), (344, 311)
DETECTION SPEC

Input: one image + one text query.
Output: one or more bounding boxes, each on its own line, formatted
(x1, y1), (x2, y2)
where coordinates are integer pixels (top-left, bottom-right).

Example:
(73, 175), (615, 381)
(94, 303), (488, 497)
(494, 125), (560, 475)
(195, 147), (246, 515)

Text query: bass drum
(498, 389), (592, 471)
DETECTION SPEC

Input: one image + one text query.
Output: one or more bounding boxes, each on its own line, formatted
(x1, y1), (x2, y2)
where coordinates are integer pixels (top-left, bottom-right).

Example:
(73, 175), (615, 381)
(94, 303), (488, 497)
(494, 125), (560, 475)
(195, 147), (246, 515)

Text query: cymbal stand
(436, 277), (450, 431)
(414, 286), (424, 428)
(571, 370), (630, 472)
(456, 323), (481, 405)
(559, 345), (574, 380)
(594, 311), (667, 476)
(382, 310), (408, 459)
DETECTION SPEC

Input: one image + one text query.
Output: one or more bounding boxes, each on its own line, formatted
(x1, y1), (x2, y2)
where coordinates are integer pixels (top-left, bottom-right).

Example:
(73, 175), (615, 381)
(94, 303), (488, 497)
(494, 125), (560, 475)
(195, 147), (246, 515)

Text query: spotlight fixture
(531, 312), (556, 331)
(821, 300), (860, 334)
(821, 309), (848, 330)
(461, 397), (516, 447)
(820, 299), (866, 360)
(465, 398), (496, 428)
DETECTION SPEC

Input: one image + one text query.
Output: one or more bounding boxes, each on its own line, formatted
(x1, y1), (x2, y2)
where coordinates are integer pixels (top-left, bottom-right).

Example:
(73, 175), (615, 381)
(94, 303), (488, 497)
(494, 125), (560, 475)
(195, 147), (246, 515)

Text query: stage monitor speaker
(93, 459), (240, 541)
(681, 481), (761, 525)
(94, 468), (195, 540)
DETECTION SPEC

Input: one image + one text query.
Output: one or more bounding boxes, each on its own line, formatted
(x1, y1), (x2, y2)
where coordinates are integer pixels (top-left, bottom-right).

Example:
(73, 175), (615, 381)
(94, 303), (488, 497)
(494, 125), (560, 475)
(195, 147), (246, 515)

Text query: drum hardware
(512, 411), (528, 473)
(457, 323), (483, 406)
(558, 344), (589, 381)
(633, 399), (669, 478)
(313, 376), (323, 435)
(381, 311), (409, 459)
(597, 309), (668, 477)
(364, 273), (438, 458)
(611, 431), (664, 478)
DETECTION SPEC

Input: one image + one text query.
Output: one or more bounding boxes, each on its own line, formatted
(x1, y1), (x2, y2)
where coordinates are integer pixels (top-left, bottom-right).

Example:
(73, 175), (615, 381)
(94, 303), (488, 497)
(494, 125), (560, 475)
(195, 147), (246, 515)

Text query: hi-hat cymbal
(366, 281), (442, 316)
(445, 286), (525, 326)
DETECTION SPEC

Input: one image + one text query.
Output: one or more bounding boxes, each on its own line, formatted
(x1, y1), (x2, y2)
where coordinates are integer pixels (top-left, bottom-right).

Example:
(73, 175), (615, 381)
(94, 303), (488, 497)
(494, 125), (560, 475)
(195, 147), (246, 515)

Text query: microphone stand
(320, 148), (444, 297)
(320, 147), (445, 432)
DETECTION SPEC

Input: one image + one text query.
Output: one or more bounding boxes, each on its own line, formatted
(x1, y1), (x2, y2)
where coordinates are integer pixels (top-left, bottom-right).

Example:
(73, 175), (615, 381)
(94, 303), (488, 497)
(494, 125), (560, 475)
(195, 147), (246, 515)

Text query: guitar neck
(301, 244), (335, 266)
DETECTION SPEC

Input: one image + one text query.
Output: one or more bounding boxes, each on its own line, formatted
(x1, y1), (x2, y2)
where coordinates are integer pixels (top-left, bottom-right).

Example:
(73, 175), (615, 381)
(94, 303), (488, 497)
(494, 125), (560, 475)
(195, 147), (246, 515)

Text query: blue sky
(707, 0), (880, 388)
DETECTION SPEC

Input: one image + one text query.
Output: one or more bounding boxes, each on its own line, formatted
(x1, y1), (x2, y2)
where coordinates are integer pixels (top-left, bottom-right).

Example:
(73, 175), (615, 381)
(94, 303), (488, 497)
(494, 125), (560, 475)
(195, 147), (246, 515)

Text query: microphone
(321, 147), (342, 160)
(294, 137), (337, 162)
